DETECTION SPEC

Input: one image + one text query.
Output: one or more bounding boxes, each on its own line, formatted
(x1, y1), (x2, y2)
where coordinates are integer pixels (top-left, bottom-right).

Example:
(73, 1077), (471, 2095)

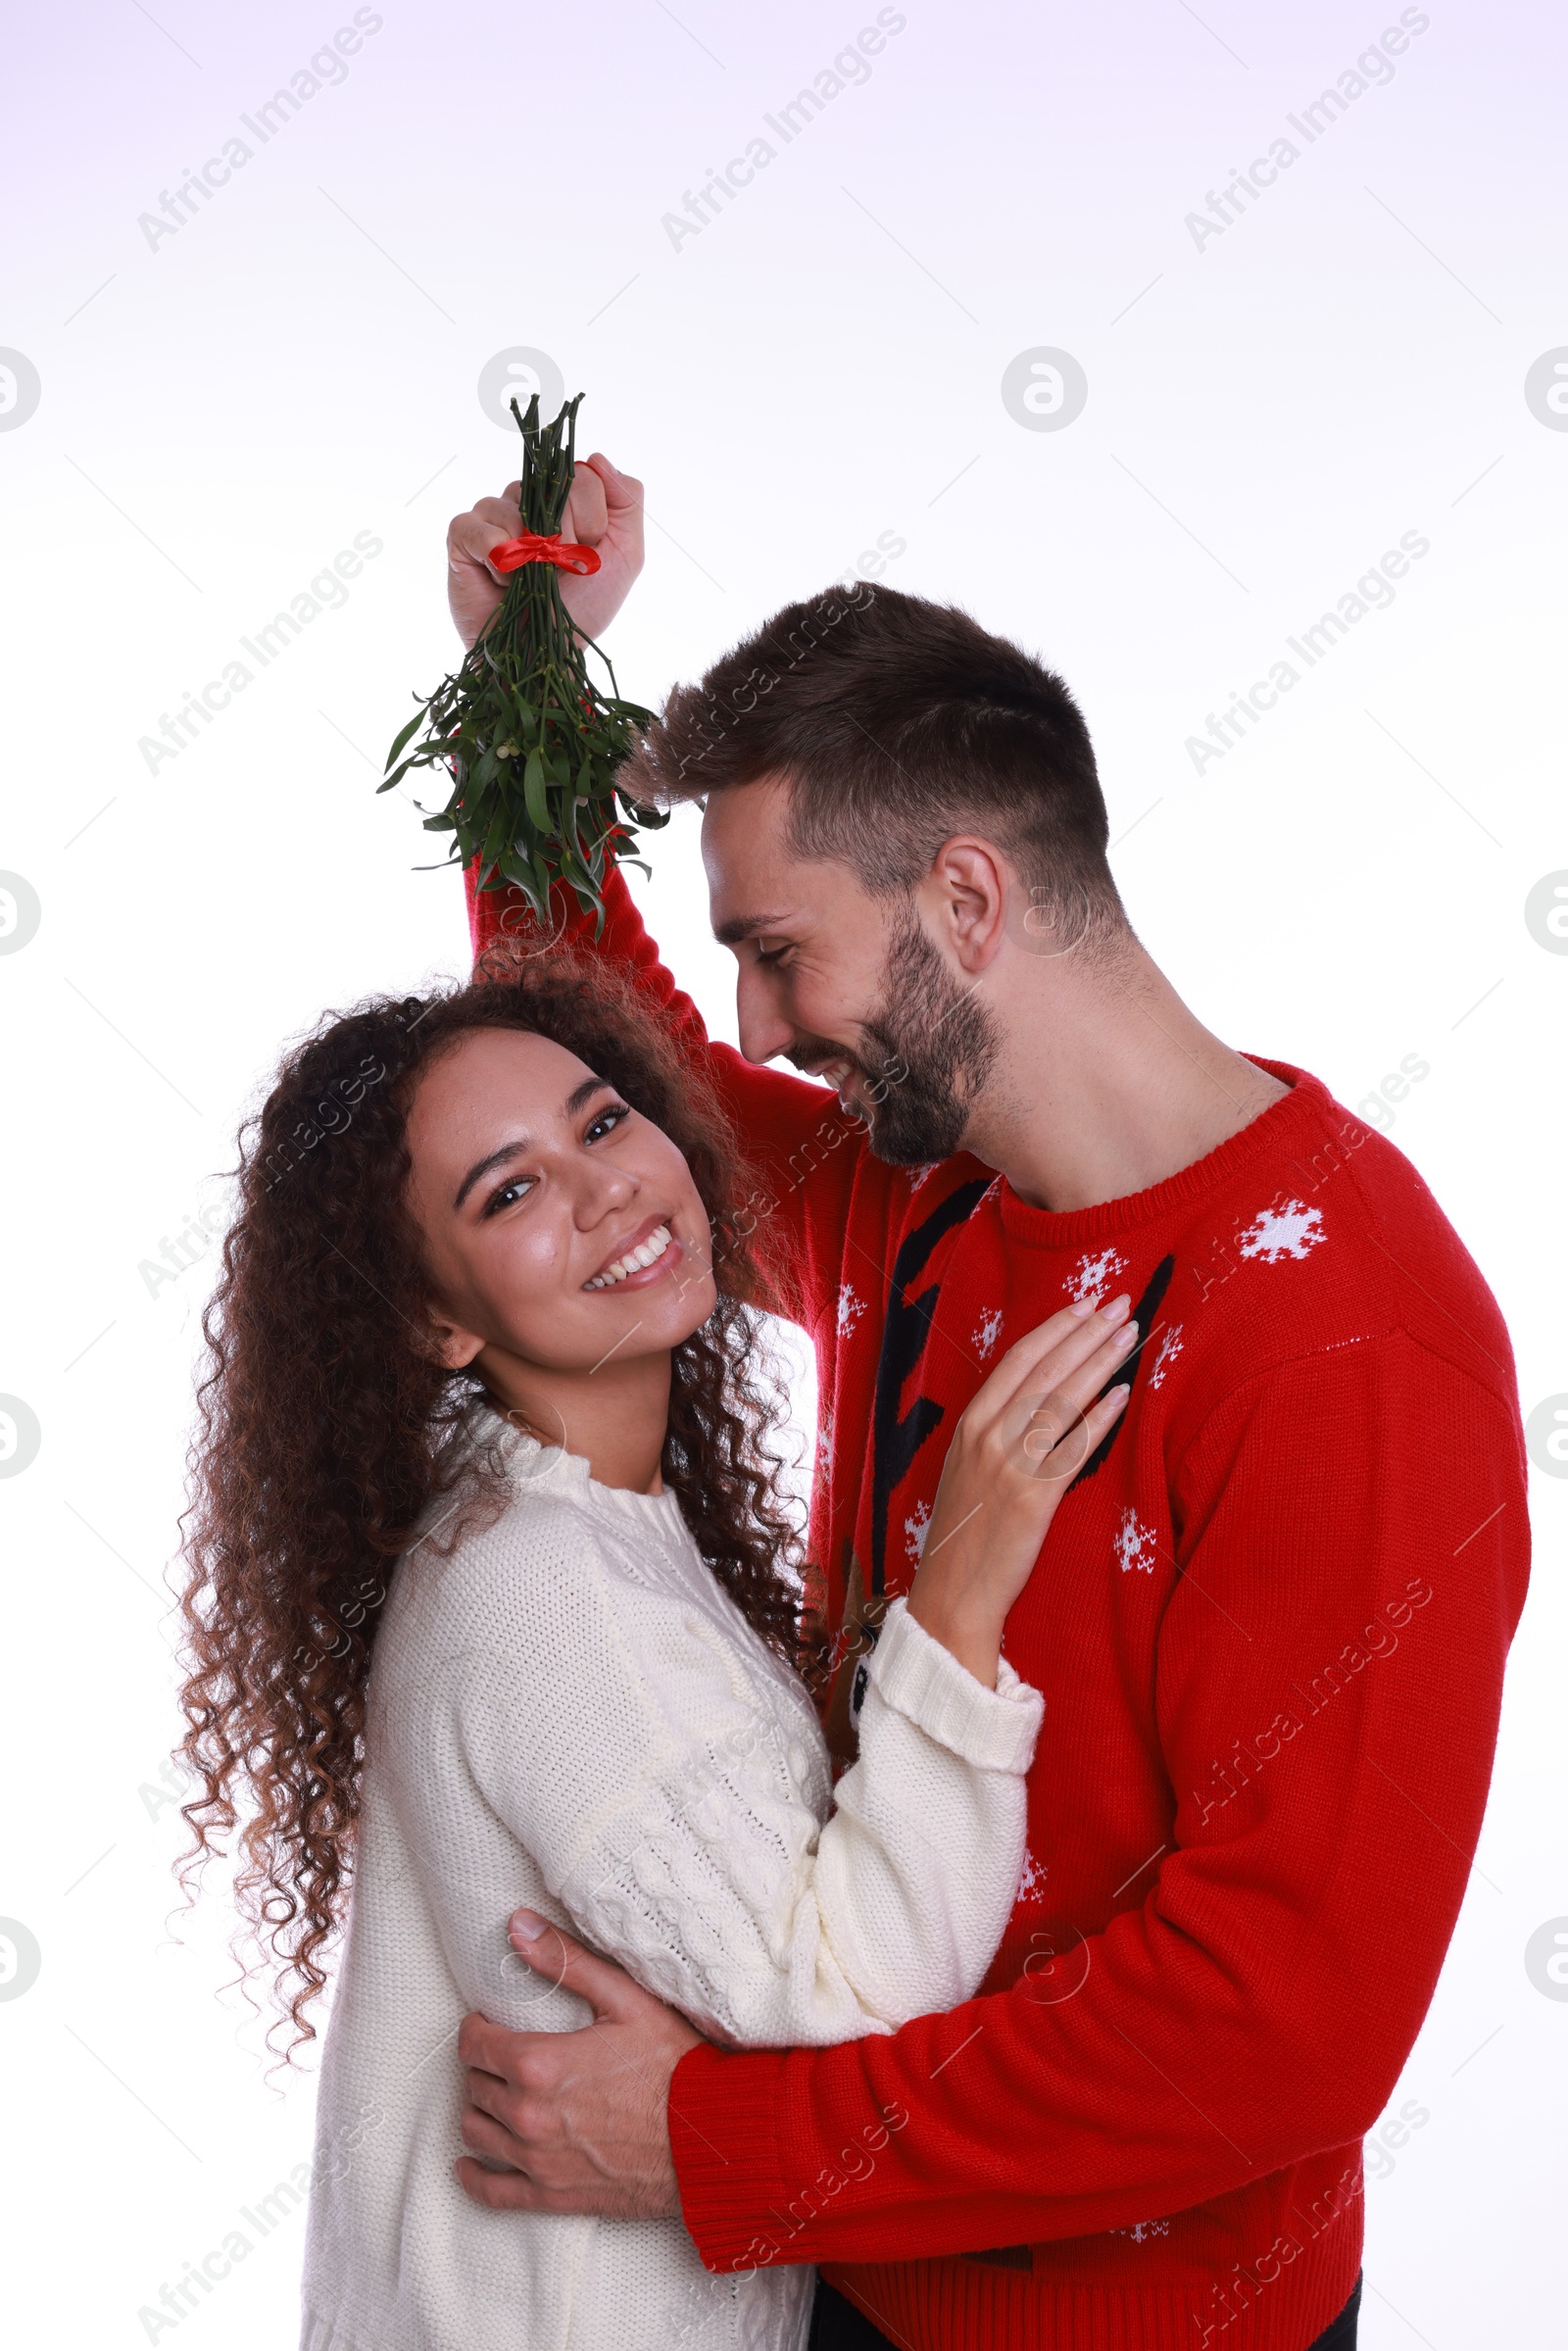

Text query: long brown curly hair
(175, 939), (807, 2061)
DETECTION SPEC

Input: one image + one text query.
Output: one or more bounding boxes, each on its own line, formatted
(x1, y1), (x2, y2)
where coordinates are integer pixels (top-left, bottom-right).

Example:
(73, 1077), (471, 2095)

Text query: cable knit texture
(299, 1416), (1042, 2351)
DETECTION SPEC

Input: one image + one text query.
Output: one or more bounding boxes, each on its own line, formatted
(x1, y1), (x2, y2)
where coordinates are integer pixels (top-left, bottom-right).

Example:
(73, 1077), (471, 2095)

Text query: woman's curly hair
(174, 939), (807, 2062)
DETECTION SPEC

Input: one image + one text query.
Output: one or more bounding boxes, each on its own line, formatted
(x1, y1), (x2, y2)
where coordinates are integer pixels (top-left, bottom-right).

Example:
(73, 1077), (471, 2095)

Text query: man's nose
(734, 967), (797, 1068)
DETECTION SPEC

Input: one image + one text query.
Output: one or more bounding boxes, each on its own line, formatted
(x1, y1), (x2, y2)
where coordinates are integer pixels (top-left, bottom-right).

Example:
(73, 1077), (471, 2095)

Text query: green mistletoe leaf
(377, 391), (660, 925)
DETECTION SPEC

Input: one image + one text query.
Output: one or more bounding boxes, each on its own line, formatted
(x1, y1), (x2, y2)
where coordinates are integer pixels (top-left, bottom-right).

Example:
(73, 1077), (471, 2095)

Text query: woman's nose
(575, 1158), (637, 1224)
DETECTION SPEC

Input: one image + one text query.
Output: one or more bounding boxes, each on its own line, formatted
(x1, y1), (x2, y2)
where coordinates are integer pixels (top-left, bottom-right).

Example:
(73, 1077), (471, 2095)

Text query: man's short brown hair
(620, 581), (1126, 934)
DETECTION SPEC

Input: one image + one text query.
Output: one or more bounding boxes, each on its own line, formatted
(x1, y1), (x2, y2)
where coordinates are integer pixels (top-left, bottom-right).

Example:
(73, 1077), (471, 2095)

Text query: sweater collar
(993, 1057), (1328, 1252)
(479, 1404), (686, 1523)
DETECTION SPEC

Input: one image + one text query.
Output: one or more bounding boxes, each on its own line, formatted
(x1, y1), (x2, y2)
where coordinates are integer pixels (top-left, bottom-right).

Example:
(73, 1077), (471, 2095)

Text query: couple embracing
(179, 447), (1528, 2351)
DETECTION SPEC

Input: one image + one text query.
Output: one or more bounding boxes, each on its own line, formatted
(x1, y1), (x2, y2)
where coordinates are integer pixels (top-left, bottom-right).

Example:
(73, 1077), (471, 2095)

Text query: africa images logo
(0, 1919), (42, 2001)
(0, 349), (42, 431)
(0, 872), (42, 954)
(1182, 12), (1432, 255)
(0, 1396), (42, 1478)
(1524, 351), (1568, 430)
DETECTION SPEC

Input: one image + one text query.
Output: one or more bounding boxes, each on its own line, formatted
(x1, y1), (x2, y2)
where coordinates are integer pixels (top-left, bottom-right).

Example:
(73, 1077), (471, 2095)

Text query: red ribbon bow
(488, 530), (602, 578)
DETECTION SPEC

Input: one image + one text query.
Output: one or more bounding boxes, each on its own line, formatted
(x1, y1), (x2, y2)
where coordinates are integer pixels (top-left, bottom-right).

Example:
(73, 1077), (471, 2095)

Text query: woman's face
(403, 1026), (718, 1377)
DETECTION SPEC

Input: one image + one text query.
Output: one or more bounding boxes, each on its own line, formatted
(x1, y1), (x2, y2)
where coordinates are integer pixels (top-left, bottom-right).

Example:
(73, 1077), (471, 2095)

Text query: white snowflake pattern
(906, 1163), (936, 1194)
(1065, 1246), (1128, 1309)
(1015, 1844), (1049, 1904)
(1109, 2218), (1171, 2244)
(816, 1411), (834, 1481)
(972, 1306), (1004, 1360)
(904, 1499), (931, 1566)
(836, 1285), (866, 1338)
(1149, 1323), (1185, 1390)
(1113, 1506), (1158, 1577)
(1236, 1198), (1325, 1265)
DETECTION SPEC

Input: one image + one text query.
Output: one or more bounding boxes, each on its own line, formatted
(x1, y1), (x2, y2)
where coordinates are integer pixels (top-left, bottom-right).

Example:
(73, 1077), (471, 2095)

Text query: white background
(1, 1), (1564, 2343)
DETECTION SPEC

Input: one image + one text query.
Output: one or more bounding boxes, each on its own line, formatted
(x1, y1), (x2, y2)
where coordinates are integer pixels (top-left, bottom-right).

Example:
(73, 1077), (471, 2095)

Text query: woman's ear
(423, 1300), (486, 1372)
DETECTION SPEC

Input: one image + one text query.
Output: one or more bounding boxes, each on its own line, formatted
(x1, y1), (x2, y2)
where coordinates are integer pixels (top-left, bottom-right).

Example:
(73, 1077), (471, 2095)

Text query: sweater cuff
(669, 2042), (796, 2274)
(866, 1597), (1044, 1777)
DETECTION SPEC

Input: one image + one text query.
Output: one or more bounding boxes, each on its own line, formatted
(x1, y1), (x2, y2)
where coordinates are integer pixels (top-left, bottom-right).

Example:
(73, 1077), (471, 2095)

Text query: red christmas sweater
(470, 870), (1529, 2351)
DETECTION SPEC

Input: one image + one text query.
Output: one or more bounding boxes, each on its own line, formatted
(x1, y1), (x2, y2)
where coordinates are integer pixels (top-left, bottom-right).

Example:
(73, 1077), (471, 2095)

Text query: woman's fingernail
(1069, 1298), (1095, 1317)
(1106, 1384), (1131, 1403)
(1102, 1293), (1132, 1322)
(1116, 1320), (1140, 1347)
(511, 1908), (548, 1941)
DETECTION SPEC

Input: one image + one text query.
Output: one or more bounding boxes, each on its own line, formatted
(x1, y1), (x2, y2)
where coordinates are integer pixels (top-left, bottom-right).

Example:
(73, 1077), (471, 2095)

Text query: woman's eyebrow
(453, 1138), (530, 1212)
(451, 1080), (612, 1210)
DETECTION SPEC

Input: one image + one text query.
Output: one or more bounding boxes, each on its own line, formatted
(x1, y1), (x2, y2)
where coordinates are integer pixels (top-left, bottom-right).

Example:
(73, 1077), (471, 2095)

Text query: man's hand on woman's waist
(456, 1908), (696, 2222)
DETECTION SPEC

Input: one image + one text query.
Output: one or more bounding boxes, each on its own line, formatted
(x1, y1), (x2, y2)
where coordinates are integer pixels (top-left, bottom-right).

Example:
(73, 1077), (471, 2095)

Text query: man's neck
(969, 944), (1291, 1214)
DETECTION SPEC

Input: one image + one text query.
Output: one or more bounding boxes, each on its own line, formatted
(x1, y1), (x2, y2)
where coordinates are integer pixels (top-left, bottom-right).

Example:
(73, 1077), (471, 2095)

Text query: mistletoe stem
(379, 390), (664, 918)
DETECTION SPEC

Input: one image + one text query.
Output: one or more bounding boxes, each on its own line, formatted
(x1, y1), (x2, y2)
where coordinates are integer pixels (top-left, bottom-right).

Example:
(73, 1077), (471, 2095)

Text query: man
(437, 458), (1527, 2351)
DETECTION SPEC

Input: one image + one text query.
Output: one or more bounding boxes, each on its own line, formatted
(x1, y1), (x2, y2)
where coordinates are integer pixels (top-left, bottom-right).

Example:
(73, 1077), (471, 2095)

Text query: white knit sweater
(299, 1416), (1042, 2351)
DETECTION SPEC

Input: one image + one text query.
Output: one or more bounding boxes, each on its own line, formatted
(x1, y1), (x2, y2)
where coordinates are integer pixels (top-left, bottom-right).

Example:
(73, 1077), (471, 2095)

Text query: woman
(176, 940), (1136, 2351)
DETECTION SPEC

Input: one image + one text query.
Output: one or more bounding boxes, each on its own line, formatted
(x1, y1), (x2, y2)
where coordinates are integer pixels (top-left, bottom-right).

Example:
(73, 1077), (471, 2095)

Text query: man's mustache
(784, 1035), (908, 1105)
(783, 1035), (863, 1080)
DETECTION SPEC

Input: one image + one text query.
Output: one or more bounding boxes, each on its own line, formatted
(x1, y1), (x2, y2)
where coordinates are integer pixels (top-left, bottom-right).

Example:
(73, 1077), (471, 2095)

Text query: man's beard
(791, 912), (1001, 1166)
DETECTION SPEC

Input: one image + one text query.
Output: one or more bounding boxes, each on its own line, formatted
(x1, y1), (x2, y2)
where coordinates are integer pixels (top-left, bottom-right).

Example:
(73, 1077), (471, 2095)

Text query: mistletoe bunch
(381, 390), (662, 927)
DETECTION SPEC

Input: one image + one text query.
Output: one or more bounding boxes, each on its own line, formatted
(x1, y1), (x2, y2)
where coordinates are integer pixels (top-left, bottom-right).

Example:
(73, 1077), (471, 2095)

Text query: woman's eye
(585, 1102), (632, 1143)
(483, 1174), (535, 1216)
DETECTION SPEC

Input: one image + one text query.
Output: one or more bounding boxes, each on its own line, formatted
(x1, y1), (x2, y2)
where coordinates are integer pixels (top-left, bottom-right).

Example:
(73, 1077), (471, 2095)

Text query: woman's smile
(583, 1215), (686, 1292)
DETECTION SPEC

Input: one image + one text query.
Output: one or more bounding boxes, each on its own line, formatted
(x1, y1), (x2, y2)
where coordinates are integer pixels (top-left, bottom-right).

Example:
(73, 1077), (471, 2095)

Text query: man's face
(701, 776), (999, 1164)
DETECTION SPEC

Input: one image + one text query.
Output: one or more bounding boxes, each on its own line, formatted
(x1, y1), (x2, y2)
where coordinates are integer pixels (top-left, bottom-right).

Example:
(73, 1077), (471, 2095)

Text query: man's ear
(922, 837), (1009, 974)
